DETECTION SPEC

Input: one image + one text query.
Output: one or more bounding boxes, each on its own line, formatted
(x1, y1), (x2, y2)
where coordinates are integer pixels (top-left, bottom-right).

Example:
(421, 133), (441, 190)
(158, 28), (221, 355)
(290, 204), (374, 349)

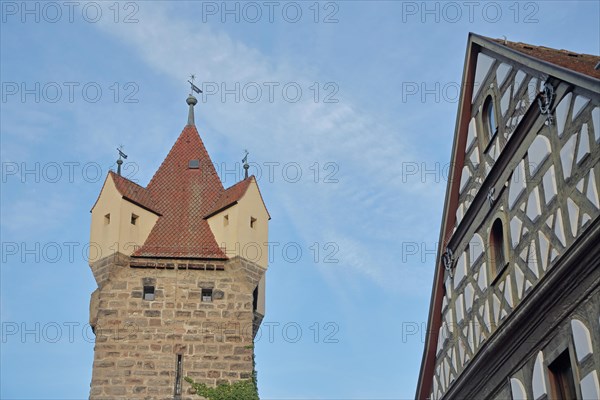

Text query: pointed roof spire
(187, 74), (202, 126)
(187, 94), (197, 126)
(133, 123), (226, 259)
(242, 150), (249, 179)
(116, 145), (127, 175)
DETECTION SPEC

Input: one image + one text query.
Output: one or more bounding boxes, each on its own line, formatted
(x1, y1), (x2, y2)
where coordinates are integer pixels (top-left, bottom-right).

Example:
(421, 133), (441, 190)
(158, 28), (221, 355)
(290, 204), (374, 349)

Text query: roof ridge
(483, 35), (600, 79)
(224, 175), (253, 190)
(109, 170), (147, 190)
(204, 176), (254, 219)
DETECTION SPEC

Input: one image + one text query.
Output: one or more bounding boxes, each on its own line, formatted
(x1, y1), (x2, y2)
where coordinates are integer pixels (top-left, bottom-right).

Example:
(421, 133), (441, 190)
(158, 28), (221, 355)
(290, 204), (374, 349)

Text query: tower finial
(116, 145), (128, 176)
(242, 149), (249, 179)
(187, 75), (202, 126)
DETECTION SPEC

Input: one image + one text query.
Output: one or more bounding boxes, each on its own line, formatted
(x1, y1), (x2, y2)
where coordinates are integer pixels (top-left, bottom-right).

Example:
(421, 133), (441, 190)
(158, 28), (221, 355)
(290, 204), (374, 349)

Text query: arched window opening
(489, 218), (506, 279)
(483, 95), (497, 141)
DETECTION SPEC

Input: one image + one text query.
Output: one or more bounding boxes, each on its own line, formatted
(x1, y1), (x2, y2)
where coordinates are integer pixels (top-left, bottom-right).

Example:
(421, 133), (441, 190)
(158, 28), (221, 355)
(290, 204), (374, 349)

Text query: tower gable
(90, 172), (160, 266)
(205, 176), (270, 317)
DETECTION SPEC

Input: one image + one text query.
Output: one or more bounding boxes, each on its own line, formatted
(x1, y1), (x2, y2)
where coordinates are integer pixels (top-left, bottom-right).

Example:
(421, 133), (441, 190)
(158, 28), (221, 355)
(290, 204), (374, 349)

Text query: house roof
(132, 124), (228, 259)
(415, 33), (600, 400)
(491, 37), (600, 79)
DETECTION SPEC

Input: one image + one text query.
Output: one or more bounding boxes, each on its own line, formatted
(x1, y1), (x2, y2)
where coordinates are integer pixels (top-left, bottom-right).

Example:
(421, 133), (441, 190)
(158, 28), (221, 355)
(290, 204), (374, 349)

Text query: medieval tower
(87, 92), (270, 399)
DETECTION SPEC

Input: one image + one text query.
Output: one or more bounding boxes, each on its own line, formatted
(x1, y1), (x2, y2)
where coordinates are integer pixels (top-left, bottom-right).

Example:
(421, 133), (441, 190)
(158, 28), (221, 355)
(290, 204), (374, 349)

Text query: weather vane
(116, 145), (128, 176)
(188, 74), (202, 95)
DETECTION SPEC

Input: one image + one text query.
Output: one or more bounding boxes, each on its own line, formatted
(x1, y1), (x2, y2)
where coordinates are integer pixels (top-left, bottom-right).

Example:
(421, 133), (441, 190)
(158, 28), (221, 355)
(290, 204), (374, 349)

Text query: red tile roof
(132, 124), (228, 259)
(491, 38), (600, 79)
(109, 171), (161, 215)
(204, 177), (253, 218)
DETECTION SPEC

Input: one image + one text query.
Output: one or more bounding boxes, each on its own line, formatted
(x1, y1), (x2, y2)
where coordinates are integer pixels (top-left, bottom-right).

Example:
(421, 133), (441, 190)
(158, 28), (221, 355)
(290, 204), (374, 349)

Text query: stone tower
(87, 94), (270, 399)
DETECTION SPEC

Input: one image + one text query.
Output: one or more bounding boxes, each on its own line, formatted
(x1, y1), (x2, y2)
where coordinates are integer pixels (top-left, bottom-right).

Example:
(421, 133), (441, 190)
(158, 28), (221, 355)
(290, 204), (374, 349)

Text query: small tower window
(104, 213), (110, 225)
(143, 285), (155, 301)
(253, 285), (259, 312)
(489, 218), (507, 280)
(188, 159), (200, 169)
(250, 217), (257, 229)
(174, 354), (183, 397)
(483, 95), (497, 141)
(548, 350), (577, 399)
(131, 213), (138, 225)
(223, 214), (229, 227)
(201, 288), (213, 302)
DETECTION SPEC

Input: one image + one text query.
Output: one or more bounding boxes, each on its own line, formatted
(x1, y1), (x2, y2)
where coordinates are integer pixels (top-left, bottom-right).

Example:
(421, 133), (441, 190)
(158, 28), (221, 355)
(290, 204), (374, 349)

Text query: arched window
(483, 95), (497, 141)
(489, 218), (506, 279)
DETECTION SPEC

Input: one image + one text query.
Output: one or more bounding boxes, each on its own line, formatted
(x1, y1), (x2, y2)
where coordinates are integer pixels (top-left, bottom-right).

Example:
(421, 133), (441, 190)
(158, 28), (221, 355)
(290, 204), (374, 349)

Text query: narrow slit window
(223, 214), (229, 227)
(253, 285), (259, 312)
(548, 350), (577, 400)
(104, 213), (110, 225)
(131, 213), (138, 225)
(202, 288), (213, 302)
(250, 217), (257, 229)
(174, 354), (183, 397)
(143, 285), (155, 301)
(188, 159), (200, 169)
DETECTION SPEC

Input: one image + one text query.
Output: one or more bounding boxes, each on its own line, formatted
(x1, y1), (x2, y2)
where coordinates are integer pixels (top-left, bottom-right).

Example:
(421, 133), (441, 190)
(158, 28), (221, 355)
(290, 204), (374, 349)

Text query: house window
(104, 213), (110, 225)
(143, 285), (155, 301)
(202, 288), (213, 302)
(223, 214), (229, 227)
(489, 218), (506, 281)
(174, 354), (183, 397)
(188, 159), (200, 169)
(483, 95), (497, 141)
(548, 350), (577, 400)
(250, 217), (257, 229)
(131, 213), (138, 225)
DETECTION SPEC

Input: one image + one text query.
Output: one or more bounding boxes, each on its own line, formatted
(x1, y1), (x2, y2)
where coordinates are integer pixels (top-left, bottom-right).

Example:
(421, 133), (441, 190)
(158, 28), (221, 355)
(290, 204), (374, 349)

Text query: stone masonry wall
(89, 254), (263, 400)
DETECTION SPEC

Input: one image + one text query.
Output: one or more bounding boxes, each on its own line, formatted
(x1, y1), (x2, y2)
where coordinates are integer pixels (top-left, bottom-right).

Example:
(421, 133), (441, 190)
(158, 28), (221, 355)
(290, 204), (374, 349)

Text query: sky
(0, 1), (599, 399)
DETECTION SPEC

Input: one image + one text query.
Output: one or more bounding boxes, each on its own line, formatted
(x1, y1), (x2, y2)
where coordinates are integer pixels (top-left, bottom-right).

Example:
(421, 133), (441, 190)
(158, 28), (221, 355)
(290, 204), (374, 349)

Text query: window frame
(143, 285), (155, 301)
(478, 88), (502, 154)
(201, 288), (213, 303)
(548, 349), (578, 400)
(483, 95), (498, 140)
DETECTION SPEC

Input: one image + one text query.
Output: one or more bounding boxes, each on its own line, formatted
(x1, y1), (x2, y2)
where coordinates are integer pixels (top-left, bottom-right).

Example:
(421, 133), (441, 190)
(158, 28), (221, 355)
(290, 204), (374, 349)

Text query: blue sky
(1, 1), (598, 399)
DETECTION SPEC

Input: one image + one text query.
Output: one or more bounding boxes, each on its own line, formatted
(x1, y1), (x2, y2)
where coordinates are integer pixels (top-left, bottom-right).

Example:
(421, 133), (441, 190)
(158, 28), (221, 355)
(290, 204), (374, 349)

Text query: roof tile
(491, 37), (600, 79)
(109, 171), (161, 215)
(132, 124), (228, 259)
(204, 177), (253, 218)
